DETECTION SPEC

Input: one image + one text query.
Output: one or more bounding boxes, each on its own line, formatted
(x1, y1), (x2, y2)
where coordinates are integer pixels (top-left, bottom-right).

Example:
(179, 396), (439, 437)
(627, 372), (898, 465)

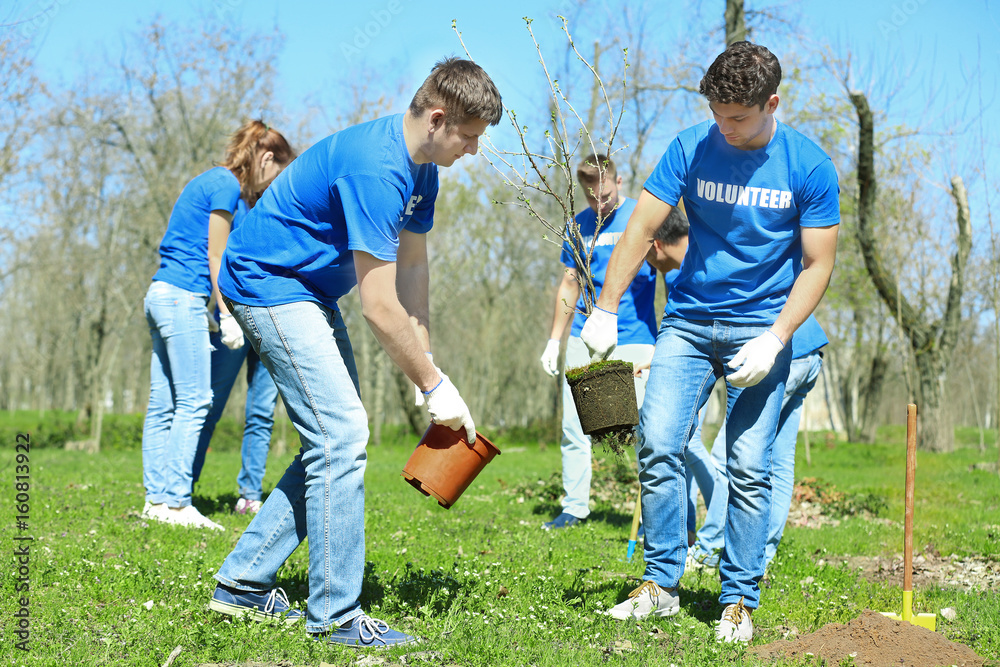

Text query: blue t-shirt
(644, 119), (840, 324)
(791, 313), (827, 359)
(153, 166), (242, 295)
(561, 197), (657, 345)
(220, 114), (438, 309)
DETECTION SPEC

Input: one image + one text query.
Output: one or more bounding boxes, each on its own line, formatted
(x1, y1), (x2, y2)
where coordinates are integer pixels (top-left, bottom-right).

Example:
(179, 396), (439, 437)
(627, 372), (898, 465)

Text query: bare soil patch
(749, 609), (985, 666)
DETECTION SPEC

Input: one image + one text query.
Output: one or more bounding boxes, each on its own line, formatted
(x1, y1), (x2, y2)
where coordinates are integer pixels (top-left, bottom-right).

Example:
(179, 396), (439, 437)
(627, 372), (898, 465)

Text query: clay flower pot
(566, 359), (639, 436)
(401, 423), (501, 509)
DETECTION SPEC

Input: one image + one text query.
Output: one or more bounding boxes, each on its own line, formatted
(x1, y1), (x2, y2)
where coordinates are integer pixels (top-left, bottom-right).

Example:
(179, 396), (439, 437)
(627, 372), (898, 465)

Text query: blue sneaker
(542, 512), (584, 530)
(313, 613), (420, 648)
(208, 584), (304, 624)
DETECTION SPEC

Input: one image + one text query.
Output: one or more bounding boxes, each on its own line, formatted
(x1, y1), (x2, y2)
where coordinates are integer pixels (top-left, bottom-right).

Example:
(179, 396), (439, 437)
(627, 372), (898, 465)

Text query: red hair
(220, 119), (294, 206)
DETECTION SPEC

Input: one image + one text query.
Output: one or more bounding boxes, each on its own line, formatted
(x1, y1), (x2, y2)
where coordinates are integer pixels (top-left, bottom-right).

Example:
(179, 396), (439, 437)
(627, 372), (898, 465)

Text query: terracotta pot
(401, 423), (501, 509)
(566, 360), (639, 436)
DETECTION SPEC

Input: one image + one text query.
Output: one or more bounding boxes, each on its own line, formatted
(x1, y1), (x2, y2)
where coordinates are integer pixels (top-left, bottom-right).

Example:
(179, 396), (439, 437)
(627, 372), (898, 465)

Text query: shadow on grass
(197, 492), (241, 515)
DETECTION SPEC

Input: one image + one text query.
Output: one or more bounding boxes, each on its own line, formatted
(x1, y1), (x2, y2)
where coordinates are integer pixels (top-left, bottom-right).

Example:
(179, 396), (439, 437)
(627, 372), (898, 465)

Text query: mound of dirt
(749, 610), (985, 667)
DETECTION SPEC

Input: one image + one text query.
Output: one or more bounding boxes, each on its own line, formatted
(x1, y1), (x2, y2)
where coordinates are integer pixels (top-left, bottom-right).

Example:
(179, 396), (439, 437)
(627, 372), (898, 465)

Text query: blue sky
(9, 0), (998, 118)
(4, 0), (999, 185)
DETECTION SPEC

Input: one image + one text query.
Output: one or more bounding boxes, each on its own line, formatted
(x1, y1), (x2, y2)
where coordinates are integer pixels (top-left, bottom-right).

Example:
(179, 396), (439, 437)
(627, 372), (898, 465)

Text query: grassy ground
(1, 425), (998, 666)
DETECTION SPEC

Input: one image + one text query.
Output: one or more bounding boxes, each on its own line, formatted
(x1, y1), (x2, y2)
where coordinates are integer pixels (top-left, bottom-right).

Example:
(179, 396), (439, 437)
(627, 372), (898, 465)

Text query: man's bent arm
(355, 248), (439, 391)
(770, 224), (839, 344)
(396, 230), (432, 353)
(595, 190), (673, 312)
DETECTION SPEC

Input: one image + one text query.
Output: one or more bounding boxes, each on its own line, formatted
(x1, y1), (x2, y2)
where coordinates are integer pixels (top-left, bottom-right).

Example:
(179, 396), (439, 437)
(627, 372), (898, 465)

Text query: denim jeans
(193, 332), (279, 500)
(142, 281), (213, 508)
(638, 316), (790, 609)
(214, 300), (367, 633)
(692, 351), (823, 569)
(684, 419), (718, 535)
(559, 336), (653, 519)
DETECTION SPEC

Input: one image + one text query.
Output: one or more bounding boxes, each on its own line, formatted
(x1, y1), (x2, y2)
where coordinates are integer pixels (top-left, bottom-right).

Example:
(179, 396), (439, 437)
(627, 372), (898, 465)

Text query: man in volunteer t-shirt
(581, 41), (840, 642)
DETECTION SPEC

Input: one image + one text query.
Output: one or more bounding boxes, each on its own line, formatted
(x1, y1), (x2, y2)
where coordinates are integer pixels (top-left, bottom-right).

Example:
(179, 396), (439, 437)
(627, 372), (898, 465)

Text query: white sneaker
(234, 498), (262, 514)
(715, 597), (753, 642)
(154, 505), (224, 531)
(604, 580), (679, 620)
(142, 502), (168, 520)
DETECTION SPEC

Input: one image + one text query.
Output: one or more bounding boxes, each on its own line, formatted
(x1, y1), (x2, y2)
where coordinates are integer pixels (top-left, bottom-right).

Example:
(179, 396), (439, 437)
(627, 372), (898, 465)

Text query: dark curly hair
(699, 41), (781, 110)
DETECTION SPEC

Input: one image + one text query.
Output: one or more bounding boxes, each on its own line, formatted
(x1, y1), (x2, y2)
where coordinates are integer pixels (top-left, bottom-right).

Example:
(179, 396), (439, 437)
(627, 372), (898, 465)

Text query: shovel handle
(903, 404), (917, 594)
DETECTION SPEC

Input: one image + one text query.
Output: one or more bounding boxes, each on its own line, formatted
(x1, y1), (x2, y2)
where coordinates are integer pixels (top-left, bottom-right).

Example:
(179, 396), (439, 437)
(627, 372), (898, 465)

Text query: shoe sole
(208, 598), (303, 625)
(606, 605), (680, 621)
(315, 634), (422, 648)
(146, 512), (224, 531)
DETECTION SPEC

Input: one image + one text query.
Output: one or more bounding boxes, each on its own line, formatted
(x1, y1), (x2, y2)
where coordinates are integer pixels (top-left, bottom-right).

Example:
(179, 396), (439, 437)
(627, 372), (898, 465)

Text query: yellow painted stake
(880, 404), (937, 631)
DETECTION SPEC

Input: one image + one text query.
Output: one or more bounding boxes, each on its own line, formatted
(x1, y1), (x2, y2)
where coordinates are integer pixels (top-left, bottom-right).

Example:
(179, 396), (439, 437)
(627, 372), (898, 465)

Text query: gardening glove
(580, 307), (618, 362)
(206, 307), (220, 333)
(219, 314), (245, 350)
(726, 330), (785, 388)
(414, 352), (437, 406)
(539, 339), (561, 377)
(424, 373), (477, 444)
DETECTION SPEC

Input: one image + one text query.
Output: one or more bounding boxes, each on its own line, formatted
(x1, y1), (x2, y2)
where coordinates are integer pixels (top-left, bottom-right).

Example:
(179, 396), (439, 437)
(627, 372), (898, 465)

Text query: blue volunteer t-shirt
(220, 114), (438, 309)
(153, 166), (242, 295)
(561, 197), (657, 345)
(790, 314), (827, 359)
(644, 119), (840, 324)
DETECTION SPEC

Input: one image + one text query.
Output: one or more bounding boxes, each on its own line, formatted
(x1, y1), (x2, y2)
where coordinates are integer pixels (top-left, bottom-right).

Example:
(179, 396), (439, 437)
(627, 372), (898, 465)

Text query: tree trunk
(725, 0), (747, 45)
(850, 91), (970, 452)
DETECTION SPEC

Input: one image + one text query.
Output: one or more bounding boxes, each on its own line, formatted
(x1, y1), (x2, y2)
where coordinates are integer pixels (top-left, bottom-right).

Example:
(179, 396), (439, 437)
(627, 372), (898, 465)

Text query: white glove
(414, 352), (436, 406)
(580, 307), (618, 361)
(424, 374), (476, 444)
(219, 314), (245, 350)
(726, 330), (785, 388)
(539, 339), (561, 376)
(206, 307), (220, 333)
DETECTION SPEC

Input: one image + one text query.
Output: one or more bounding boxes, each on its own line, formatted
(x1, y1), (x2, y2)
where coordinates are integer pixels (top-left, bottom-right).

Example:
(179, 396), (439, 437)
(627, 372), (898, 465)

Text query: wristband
(767, 330), (785, 348)
(422, 377), (443, 396)
(220, 313), (233, 320)
(595, 306), (617, 316)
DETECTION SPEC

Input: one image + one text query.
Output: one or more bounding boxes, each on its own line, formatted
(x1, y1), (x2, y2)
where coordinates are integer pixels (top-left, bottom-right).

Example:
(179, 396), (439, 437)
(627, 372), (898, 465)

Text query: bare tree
(849, 90), (971, 453)
(3, 18), (284, 447)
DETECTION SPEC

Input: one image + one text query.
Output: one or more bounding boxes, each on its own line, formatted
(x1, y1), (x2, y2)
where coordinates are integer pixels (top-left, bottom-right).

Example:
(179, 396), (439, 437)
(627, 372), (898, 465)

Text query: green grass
(1, 427), (998, 666)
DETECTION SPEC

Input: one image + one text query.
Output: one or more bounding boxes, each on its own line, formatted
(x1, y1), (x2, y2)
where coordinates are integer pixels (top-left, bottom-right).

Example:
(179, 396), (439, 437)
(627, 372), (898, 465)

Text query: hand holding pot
(580, 307), (618, 362)
(424, 374), (476, 444)
(726, 330), (784, 388)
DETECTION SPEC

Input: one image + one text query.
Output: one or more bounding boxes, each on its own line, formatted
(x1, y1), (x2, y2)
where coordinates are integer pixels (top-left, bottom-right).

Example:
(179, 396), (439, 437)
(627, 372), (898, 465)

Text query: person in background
(192, 196), (284, 515)
(207, 58), (503, 648)
(141, 120), (293, 530)
(538, 154), (657, 530)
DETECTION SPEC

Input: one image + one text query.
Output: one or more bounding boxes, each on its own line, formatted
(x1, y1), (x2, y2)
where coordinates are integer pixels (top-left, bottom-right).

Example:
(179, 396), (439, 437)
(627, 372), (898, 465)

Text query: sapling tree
(454, 16), (629, 320)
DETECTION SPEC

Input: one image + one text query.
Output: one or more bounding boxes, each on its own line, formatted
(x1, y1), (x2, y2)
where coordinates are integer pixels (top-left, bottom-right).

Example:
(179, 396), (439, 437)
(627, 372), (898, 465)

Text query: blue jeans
(193, 332), (279, 500)
(142, 281), (213, 508)
(685, 419), (718, 535)
(559, 337), (653, 519)
(638, 316), (790, 609)
(214, 300), (367, 633)
(692, 351), (823, 568)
